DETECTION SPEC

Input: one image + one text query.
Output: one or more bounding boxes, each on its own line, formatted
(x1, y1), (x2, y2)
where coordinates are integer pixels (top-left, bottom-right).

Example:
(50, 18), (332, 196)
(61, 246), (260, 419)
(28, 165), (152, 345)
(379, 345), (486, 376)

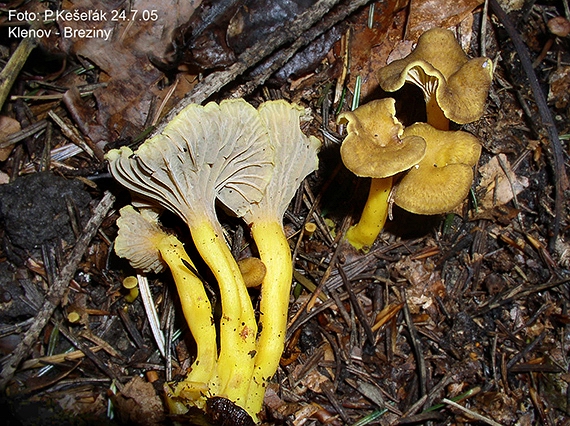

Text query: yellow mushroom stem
(426, 95), (450, 131)
(345, 176), (393, 251)
(158, 234), (219, 408)
(190, 218), (257, 412)
(245, 219), (293, 417)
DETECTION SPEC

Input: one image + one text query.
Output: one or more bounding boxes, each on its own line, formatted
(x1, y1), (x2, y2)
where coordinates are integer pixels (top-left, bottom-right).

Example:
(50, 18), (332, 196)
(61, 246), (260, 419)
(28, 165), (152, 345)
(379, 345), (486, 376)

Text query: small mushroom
(114, 205), (218, 407)
(237, 257), (266, 288)
(337, 98), (426, 249)
(393, 122), (482, 215)
(378, 27), (493, 130)
(234, 100), (320, 417)
(122, 276), (139, 303)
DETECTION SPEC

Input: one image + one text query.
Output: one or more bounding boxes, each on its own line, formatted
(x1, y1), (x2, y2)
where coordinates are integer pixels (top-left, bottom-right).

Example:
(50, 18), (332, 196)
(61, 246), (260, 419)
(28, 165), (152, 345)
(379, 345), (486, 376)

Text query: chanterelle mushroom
(393, 122), (482, 215)
(378, 27), (493, 130)
(337, 98), (426, 250)
(114, 205), (218, 407)
(106, 99), (275, 415)
(225, 100), (320, 417)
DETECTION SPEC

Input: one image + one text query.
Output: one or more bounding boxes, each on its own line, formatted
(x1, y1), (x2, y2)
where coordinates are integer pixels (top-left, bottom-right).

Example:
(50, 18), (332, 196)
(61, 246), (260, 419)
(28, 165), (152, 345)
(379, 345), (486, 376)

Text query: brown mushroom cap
(338, 98), (426, 178)
(393, 122), (482, 215)
(378, 28), (493, 125)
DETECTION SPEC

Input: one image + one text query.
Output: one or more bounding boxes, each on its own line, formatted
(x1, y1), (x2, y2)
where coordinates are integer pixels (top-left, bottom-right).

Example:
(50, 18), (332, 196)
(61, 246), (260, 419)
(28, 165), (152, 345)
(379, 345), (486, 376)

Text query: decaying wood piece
(0, 191), (115, 390)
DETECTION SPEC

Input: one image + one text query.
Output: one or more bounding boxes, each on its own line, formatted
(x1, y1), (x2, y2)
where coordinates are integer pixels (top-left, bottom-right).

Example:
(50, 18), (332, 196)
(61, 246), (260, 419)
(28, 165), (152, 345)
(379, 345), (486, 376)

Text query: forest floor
(0, 0), (569, 425)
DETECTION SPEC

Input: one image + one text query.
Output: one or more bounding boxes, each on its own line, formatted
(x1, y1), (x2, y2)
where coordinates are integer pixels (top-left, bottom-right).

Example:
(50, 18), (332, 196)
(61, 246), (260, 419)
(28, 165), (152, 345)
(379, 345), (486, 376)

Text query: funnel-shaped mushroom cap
(338, 98), (426, 178)
(378, 28), (493, 125)
(106, 99), (274, 227)
(393, 122), (481, 215)
(240, 100), (321, 224)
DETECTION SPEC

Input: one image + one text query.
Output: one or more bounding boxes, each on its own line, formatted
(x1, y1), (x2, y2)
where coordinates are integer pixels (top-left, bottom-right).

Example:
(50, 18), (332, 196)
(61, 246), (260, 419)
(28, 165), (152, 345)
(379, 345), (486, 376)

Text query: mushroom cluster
(340, 28), (492, 250)
(106, 99), (320, 422)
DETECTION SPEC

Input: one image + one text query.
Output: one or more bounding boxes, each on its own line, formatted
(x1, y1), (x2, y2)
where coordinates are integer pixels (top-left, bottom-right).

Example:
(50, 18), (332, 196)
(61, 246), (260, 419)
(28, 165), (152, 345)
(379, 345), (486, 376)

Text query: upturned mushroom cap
(106, 99), (274, 229)
(114, 205), (168, 273)
(393, 122), (482, 215)
(378, 28), (493, 125)
(338, 98), (426, 178)
(240, 100), (321, 224)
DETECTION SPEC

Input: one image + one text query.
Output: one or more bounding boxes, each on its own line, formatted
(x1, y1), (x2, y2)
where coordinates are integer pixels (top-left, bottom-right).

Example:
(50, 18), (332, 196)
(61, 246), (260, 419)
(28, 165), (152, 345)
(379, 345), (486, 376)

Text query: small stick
(47, 110), (103, 162)
(233, 0), (374, 99)
(442, 398), (503, 426)
(117, 308), (146, 350)
(0, 36), (37, 110)
(0, 119), (47, 150)
(0, 191), (115, 390)
(481, 0), (489, 57)
(58, 325), (123, 391)
(400, 288), (427, 400)
(338, 264), (375, 346)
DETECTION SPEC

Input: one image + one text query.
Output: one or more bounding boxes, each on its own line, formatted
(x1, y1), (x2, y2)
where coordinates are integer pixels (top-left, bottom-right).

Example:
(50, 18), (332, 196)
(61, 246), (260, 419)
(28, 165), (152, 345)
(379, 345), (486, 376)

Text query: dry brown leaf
(293, 403), (322, 426)
(548, 65), (570, 109)
(300, 368), (329, 393)
(50, 0), (200, 141)
(346, 0), (406, 101)
(0, 171), (10, 185)
(113, 375), (165, 425)
(478, 153), (529, 210)
(57, 392), (107, 417)
(394, 257), (445, 315)
(0, 116), (21, 161)
(406, 0), (484, 42)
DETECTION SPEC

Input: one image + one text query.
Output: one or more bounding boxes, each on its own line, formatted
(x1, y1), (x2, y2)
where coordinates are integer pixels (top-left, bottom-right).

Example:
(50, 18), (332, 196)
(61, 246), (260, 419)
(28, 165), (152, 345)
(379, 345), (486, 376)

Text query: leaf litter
(0, 0), (569, 425)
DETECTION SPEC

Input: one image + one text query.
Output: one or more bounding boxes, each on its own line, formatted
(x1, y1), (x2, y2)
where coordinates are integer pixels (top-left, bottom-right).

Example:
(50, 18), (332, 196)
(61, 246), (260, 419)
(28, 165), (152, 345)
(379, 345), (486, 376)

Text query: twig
(117, 308), (146, 350)
(164, 298), (176, 382)
(322, 380), (350, 423)
(481, 0), (489, 57)
(489, 0), (568, 250)
(232, 0), (374, 98)
(286, 281), (369, 340)
(318, 325), (343, 389)
(0, 119), (47, 150)
(506, 330), (545, 370)
(0, 191), (115, 390)
(0, 36), (37, 110)
(58, 325), (123, 391)
(47, 110), (103, 162)
(442, 398), (503, 426)
(474, 276), (570, 316)
(400, 288), (427, 400)
(338, 264), (375, 346)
